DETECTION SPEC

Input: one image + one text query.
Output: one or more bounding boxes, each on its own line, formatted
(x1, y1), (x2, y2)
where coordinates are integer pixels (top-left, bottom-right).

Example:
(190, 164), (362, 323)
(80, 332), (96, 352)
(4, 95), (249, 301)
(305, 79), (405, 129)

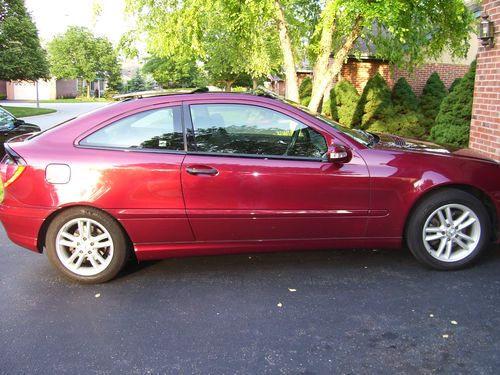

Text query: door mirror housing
(327, 144), (351, 163)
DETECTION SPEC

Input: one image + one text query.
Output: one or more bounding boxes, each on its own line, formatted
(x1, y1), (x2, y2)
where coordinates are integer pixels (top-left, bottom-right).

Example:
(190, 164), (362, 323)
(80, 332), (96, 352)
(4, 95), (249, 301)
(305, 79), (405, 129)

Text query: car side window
(0, 108), (15, 131)
(80, 106), (184, 151)
(189, 104), (327, 158)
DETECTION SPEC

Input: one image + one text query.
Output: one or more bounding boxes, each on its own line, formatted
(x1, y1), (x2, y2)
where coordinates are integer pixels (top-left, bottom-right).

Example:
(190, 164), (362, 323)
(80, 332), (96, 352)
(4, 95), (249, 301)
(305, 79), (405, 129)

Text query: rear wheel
(46, 207), (129, 283)
(406, 189), (490, 270)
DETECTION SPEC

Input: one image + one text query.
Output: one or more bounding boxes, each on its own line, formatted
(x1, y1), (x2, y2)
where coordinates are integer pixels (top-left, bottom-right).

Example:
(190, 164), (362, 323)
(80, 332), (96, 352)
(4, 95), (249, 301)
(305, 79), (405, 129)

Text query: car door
(181, 100), (371, 242)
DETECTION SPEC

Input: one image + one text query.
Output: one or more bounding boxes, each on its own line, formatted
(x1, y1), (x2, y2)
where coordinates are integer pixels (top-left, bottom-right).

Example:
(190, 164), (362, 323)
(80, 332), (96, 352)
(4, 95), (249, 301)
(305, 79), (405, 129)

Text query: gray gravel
(1, 224), (500, 374)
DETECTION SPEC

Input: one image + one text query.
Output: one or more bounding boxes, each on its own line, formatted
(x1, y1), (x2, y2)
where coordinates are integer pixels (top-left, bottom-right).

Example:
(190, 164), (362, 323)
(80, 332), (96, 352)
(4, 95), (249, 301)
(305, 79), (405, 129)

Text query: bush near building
(430, 61), (476, 148)
(330, 80), (360, 128)
(419, 72), (447, 133)
(392, 77), (418, 113)
(448, 77), (462, 93)
(354, 73), (393, 128)
(299, 77), (312, 106)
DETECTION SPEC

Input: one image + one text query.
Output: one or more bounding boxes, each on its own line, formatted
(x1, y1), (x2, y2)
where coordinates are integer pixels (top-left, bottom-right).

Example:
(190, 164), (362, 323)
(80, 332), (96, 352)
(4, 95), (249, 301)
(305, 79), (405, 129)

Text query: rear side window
(80, 106), (183, 151)
(189, 104), (327, 158)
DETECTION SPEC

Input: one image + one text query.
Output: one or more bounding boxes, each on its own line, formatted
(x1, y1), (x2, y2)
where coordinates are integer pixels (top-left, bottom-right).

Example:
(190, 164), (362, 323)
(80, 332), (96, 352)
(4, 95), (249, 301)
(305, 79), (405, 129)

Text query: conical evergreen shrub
(299, 76), (312, 106)
(354, 73), (392, 128)
(392, 77), (418, 113)
(430, 61), (476, 148)
(419, 72), (447, 132)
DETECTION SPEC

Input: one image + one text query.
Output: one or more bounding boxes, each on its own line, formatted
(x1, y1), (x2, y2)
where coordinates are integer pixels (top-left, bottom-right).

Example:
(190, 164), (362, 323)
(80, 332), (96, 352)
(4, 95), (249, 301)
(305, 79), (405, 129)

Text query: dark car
(0, 90), (499, 284)
(0, 106), (41, 156)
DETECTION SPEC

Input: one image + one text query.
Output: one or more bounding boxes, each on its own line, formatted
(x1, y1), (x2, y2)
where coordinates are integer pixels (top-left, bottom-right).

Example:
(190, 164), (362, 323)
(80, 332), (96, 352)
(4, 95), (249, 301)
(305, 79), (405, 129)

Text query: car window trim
(75, 103), (186, 153)
(184, 102), (329, 158)
(186, 151), (326, 163)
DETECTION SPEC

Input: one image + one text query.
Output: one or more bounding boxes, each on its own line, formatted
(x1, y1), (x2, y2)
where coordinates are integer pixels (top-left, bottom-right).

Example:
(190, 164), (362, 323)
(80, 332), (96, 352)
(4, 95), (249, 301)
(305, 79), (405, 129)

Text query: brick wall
(0, 80), (6, 96)
(470, 0), (500, 161)
(393, 63), (469, 95)
(340, 59), (394, 93)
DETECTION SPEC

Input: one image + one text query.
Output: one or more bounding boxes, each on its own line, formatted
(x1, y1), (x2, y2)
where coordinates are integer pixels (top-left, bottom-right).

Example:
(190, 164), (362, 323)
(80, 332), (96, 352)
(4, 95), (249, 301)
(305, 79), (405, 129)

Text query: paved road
(1, 224), (500, 374)
(0, 101), (110, 131)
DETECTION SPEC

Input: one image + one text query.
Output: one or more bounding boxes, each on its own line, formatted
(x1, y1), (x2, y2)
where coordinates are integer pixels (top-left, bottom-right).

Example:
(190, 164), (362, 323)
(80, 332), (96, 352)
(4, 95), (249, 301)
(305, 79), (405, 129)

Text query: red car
(1, 91), (499, 283)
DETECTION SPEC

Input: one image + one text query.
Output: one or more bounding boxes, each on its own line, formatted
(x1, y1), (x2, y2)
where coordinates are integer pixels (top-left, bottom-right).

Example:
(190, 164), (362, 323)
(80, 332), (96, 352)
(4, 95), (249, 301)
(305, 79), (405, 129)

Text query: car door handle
(186, 166), (219, 176)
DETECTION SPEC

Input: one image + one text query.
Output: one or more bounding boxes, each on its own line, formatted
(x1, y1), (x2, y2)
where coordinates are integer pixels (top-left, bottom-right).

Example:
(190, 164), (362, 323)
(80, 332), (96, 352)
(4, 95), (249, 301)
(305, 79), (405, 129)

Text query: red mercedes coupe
(1, 91), (499, 283)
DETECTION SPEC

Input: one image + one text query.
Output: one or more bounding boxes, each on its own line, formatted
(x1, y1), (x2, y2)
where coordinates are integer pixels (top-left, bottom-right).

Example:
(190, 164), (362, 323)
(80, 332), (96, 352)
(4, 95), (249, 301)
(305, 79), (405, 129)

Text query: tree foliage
(143, 55), (205, 88)
(430, 61), (476, 148)
(419, 72), (447, 132)
(392, 77), (418, 113)
(125, 0), (474, 111)
(448, 77), (462, 93)
(47, 26), (121, 97)
(0, 0), (49, 81)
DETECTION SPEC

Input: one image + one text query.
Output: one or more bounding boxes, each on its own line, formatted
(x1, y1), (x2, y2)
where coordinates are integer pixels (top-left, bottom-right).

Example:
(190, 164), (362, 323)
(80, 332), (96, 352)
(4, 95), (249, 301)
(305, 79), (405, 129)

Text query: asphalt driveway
(0, 101), (110, 131)
(1, 224), (500, 374)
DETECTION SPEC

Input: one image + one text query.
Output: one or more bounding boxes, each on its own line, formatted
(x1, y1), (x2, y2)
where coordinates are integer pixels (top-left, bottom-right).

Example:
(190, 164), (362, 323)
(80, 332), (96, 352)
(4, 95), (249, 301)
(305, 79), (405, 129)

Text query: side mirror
(14, 119), (25, 127)
(327, 144), (352, 164)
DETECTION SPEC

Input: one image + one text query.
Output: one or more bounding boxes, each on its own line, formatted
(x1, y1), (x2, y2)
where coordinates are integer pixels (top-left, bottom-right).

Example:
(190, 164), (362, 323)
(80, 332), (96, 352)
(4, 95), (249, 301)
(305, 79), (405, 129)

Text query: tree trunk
(86, 80), (91, 98)
(273, 0), (299, 102)
(252, 78), (258, 90)
(308, 16), (363, 112)
(224, 81), (234, 92)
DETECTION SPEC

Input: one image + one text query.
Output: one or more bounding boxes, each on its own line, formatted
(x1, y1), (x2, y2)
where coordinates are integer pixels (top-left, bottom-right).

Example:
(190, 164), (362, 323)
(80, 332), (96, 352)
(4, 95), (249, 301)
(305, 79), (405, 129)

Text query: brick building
(469, 0), (500, 162)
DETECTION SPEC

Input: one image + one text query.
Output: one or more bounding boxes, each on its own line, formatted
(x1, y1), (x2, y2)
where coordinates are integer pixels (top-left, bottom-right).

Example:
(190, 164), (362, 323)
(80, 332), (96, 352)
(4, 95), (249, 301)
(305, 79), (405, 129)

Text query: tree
(0, 0), (49, 81)
(430, 61), (476, 148)
(143, 56), (205, 88)
(125, 0), (474, 111)
(47, 26), (121, 97)
(419, 72), (447, 133)
(392, 77), (418, 113)
(448, 77), (462, 93)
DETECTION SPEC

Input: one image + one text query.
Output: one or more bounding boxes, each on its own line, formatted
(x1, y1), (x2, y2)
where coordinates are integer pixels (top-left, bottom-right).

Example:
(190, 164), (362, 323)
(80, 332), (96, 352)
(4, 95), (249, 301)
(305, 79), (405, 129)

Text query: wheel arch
(37, 204), (134, 256)
(403, 183), (499, 244)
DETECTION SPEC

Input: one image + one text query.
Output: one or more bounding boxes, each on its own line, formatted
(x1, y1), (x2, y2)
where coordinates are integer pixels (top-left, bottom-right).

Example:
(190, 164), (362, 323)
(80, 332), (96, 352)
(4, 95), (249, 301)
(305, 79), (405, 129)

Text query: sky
(24, 0), (131, 46)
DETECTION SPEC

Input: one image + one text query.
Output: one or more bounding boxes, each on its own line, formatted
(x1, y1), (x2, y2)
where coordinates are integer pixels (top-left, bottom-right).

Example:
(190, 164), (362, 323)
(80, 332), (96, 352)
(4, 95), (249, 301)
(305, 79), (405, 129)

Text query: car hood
(372, 133), (496, 163)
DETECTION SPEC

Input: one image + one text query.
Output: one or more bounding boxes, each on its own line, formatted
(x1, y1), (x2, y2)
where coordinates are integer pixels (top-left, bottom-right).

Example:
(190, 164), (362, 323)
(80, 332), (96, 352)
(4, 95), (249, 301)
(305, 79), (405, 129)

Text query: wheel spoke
(91, 233), (108, 242)
(453, 211), (470, 227)
(94, 241), (112, 249)
(437, 210), (447, 226)
(454, 237), (469, 251)
(445, 207), (453, 225)
(94, 252), (107, 264)
(74, 254), (86, 269)
(61, 232), (78, 242)
(425, 233), (445, 241)
(457, 217), (476, 231)
(78, 220), (85, 237)
(444, 240), (453, 260)
(59, 239), (78, 248)
(457, 232), (474, 242)
(66, 251), (80, 264)
(425, 227), (442, 233)
(435, 239), (447, 257)
(88, 256), (99, 269)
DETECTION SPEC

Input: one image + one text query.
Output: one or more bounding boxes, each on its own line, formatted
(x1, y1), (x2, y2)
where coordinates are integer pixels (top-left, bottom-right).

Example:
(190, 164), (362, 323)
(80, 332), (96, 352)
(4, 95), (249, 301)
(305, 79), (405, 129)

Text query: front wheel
(406, 189), (491, 270)
(46, 207), (129, 283)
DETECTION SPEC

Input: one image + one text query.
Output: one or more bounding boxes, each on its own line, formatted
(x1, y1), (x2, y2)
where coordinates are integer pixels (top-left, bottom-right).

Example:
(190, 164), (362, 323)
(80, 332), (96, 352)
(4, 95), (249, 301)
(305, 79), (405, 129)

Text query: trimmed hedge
(392, 77), (418, 113)
(430, 61), (476, 148)
(419, 72), (447, 133)
(354, 73), (392, 128)
(299, 76), (312, 106)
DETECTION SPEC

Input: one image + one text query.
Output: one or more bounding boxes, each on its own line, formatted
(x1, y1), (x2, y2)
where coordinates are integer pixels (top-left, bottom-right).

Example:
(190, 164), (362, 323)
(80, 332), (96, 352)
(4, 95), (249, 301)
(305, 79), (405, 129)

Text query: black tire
(406, 188), (490, 270)
(46, 207), (129, 283)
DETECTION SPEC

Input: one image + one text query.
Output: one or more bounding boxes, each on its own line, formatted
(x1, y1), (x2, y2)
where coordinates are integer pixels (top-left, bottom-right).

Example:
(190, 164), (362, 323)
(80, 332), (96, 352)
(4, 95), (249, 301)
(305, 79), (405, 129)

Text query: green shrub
(331, 80), (360, 128)
(299, 76), (312, 106)
(419, 72), (447, 133)
(0, 94), (6, 100)
(321, 87), (336, 119)
(430, 61), (476, 148)
(448, 78), (462, 93)
(392, 77), (418, 113)
(354, 73), (392, 128)
(366, 108), (425, 139)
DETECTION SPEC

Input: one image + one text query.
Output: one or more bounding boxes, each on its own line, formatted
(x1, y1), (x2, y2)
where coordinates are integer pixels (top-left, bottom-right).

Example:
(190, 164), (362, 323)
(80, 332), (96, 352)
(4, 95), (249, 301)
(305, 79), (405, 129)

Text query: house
(469, 0), (500, 162)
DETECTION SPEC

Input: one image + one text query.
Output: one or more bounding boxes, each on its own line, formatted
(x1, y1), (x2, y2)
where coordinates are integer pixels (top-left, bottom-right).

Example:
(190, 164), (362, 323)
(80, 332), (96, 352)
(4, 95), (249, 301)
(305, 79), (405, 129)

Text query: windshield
(0, 107), (16, 130)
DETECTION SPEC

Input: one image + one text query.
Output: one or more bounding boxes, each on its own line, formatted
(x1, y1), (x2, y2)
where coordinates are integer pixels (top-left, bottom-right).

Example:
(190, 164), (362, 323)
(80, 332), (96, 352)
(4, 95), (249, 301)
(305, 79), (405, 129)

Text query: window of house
(189, 104), (327, 158)
(80, 106), (184, 151)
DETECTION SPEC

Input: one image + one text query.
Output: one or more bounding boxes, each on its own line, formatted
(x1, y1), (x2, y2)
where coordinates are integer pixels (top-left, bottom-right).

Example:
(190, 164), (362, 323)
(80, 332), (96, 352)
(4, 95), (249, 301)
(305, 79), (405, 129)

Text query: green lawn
(35, 98), (111, 103)
(1, 105), (57, 117)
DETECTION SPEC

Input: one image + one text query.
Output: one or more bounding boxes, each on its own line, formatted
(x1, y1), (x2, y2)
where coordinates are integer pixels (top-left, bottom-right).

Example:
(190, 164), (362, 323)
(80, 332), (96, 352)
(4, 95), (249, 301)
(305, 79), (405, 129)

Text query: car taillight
(0, 152), (26, 188)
